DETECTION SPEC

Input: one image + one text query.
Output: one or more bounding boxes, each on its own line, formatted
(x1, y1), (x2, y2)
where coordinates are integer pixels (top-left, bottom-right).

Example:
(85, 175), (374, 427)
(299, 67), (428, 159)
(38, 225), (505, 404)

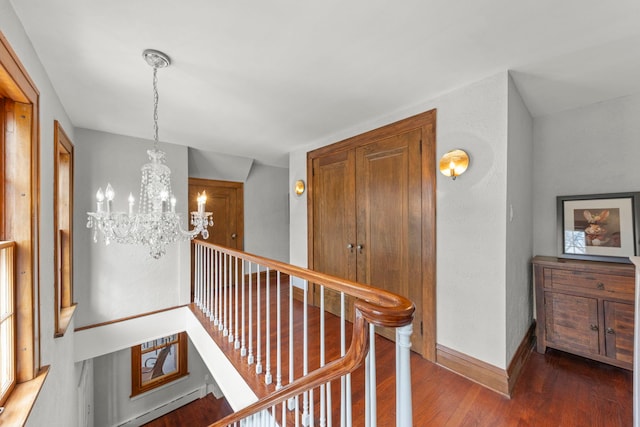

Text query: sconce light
(294, 179), (306, 196)
(439, 149), (470, 180)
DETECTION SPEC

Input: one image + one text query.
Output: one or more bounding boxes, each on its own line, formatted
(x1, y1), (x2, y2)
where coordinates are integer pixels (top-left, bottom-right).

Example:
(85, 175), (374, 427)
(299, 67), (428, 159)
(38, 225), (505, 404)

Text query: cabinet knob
(356, 244), (364, 254)
(606, 327), (615, 334)
(597, 282), (605, 290)
(590, 324), (599, 331)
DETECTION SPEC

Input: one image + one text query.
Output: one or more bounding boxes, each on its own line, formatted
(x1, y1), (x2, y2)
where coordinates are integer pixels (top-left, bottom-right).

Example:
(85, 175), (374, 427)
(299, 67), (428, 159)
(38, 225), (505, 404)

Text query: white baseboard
(118, 386), (207, 427)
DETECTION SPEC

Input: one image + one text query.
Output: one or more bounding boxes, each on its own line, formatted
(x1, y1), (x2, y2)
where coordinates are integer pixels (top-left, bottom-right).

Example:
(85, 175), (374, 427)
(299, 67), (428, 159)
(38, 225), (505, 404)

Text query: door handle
(356, 244), (364, 254)
(231, 233), (237, 240)
(347, 243), (354, 253)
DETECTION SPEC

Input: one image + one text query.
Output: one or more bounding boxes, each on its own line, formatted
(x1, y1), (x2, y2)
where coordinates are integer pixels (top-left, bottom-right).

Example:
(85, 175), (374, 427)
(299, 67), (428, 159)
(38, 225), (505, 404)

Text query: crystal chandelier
(87, 49), (213, 259)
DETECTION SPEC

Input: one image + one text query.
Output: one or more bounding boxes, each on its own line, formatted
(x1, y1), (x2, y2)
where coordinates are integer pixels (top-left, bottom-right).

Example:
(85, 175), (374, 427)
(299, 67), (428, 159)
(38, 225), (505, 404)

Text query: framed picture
(557, 192), (640, 263)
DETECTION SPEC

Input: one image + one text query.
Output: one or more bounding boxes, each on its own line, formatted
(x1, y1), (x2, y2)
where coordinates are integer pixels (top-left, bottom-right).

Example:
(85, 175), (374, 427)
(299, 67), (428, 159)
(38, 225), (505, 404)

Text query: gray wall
(505, 76), (534, 365)
(244, 163), (289, 262)
(533, 92), (640, 258)
(74, 128), (191, 327)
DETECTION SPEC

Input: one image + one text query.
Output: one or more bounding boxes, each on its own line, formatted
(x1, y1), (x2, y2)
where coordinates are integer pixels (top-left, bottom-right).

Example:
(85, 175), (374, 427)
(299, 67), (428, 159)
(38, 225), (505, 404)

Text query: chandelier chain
(153, 66), (159, 149)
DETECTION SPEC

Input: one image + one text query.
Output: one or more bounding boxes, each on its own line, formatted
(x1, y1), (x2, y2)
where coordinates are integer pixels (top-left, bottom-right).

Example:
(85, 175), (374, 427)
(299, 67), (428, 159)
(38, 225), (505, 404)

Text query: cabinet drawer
(548, 269), (634, 299)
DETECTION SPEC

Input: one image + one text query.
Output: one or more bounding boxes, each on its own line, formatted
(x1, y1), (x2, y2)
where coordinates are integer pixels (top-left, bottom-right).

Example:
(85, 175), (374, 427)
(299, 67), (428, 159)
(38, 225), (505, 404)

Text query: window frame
(0, 30), (45, 426)
(0, 241), (16, 406)
(130, 332), (188, 397)
(53, 120), (76, 337)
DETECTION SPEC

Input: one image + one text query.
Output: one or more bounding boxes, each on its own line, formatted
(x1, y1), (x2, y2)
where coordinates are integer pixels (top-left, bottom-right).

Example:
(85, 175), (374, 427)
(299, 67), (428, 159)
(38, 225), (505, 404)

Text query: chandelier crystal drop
(87, 49), (213, 259)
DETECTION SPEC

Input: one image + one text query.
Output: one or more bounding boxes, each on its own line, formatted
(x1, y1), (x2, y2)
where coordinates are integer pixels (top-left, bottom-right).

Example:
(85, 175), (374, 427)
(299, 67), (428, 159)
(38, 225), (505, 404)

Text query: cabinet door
(544, 292), (599, 355)
(355, 128), (423, 353)
(311, 150), (357, 320)
(604, 301), (634, 365)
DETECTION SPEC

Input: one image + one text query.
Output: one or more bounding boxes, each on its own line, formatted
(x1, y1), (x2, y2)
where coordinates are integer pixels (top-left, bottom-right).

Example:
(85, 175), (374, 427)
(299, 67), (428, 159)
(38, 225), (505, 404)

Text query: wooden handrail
(194, 240), (415, 328)
(209, 304), (371, 427)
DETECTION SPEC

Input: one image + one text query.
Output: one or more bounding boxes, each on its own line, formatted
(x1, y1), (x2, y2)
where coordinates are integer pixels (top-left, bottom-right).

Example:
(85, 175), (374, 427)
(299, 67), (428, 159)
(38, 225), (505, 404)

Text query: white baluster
(340, 292), (346, 427)
(256, 267), (263, 374)
(276, 271), (282, 390)
(207, 247), (213, 320)
(288, 277), (295, 411)
(396, 324), (413, 427)
(265, 268), (272, 384)
(218, 251), (224, 331)
(248, 262), (254, 365)
(213, 250), (219, 325)
(194, 244), (200, 307)
(320, 285), (326, 427)
(302, 280), (309, 426)
(367, 324), (377, 427)
(223, 253), (229, 336)
(241, 259), (247, 356)
(233, 255), (239, 347)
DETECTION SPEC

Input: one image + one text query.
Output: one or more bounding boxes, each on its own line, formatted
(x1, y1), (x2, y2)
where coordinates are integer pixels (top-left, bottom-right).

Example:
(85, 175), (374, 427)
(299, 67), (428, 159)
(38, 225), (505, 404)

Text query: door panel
(545, 292), (599, 354)
(188, 178), (243, 250)
(604, 300), (634, 364)
(312, 150), (356, 319)
(356, 129), (423, 353)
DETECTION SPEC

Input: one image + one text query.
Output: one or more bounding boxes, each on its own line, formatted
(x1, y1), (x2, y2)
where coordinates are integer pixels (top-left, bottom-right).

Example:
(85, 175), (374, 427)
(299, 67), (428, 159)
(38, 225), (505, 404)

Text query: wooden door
(355, 129), (423, 353)
(188, 178), (244, 250)
(544, 291), (600, 354)
(308, 110), (436, 359)
(311, 150), (357, 320)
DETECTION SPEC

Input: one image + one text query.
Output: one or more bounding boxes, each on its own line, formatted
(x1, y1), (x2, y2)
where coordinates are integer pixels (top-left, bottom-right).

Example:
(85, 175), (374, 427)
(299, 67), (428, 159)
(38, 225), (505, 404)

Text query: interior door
(188, 178), (244, 250)
(311, 150), (357, 320)
(355, 129), (423, 353)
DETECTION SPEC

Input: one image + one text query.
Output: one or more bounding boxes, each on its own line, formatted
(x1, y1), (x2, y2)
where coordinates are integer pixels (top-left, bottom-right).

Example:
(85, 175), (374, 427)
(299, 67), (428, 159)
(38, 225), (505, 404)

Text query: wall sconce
(294, 179), (306, 196)
(439, 149), (470, 180)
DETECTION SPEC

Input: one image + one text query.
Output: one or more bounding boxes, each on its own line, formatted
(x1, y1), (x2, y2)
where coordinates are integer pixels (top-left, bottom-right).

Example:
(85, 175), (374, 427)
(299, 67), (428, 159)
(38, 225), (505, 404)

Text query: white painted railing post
(395, 324), (413, 427)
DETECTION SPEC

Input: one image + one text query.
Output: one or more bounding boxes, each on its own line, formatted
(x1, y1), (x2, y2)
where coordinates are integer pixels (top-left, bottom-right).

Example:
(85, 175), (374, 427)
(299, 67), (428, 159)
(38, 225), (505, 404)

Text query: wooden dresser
(533, 256), (635, 370)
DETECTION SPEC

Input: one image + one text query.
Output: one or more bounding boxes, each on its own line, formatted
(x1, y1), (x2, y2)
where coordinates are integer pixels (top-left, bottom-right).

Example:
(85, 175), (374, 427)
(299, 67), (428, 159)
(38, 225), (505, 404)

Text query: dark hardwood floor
(146, 342), (632, 426)
(150, 277), (632, 426)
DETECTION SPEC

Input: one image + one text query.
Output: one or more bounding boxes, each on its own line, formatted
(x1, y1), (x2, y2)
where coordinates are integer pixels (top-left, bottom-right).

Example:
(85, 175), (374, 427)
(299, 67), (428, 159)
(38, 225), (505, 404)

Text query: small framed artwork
(557, 192), (640, 263)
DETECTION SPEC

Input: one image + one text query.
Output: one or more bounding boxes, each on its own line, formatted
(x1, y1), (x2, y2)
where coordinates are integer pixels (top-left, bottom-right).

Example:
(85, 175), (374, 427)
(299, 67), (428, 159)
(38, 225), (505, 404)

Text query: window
(131, 332), (188, 397)
(0, 31), (43, 423)
(53, 120), (76, 336)
(0, 241), (16, 406)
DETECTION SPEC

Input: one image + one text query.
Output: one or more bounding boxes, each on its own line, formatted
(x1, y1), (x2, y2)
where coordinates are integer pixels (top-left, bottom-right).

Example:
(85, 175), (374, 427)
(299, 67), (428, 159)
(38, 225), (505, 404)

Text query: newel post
(395, 324), (413, 426)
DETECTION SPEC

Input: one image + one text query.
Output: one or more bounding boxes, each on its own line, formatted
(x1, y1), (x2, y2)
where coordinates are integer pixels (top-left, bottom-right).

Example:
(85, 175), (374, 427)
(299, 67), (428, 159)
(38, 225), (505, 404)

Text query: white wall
(289, 72), (513, 368)
(93, 338), (210, 427)
(244, 163), (289, 262)
(533, 92), (640, 258)
(0, 1), (81, 426)
(505, 76), (534, 366)
(189, 149), (290, 262)
(74, 128), (190, 326)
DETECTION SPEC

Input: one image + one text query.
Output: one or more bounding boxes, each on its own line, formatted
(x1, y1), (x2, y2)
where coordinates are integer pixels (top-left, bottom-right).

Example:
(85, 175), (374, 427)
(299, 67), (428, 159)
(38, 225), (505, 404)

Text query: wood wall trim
(436, 322), (535, 398)
(0, 32), (39, 104)
(0, 30), (41, 381)
(307, 110), (436, 158)
(506, 322), (536, 396)
(0, 365), (49, 426)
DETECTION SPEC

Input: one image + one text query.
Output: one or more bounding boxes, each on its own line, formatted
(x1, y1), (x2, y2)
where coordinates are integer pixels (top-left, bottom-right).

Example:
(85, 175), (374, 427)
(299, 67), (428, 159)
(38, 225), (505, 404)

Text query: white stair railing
(192, 240), (414, 427)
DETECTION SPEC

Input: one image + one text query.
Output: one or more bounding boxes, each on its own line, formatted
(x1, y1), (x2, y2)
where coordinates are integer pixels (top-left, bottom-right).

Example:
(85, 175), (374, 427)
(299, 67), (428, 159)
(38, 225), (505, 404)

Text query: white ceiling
(10, 0), (640, 167)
